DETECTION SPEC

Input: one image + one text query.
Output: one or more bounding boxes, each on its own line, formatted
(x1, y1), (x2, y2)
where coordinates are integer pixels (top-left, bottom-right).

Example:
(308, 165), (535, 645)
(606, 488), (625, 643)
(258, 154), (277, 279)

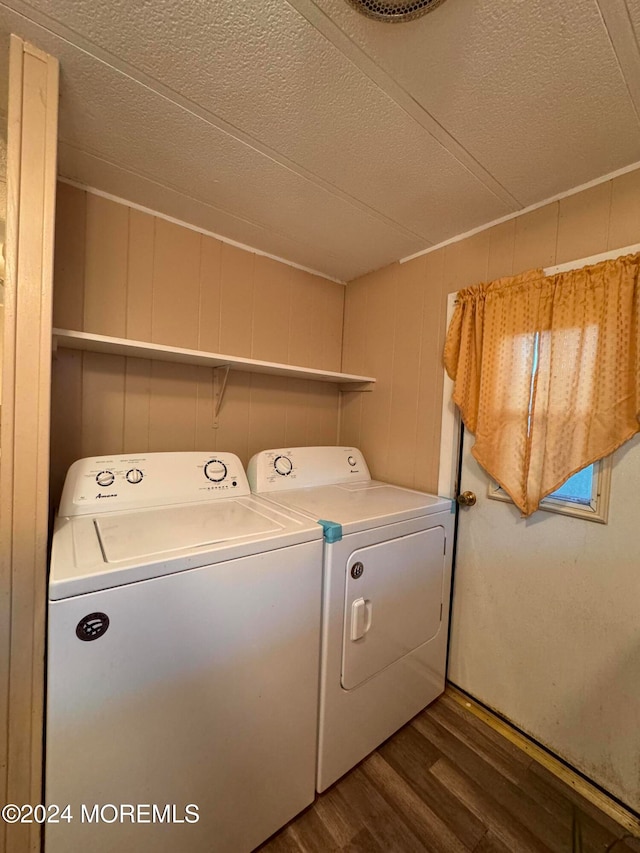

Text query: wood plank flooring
(259, 693), (640, 853)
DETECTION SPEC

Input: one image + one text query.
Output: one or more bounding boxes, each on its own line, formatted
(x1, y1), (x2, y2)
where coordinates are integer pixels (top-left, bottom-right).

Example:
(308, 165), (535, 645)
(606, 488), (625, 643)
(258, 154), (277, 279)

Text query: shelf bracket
(339, 381), (374, 393)
(212, 365), (230, 429)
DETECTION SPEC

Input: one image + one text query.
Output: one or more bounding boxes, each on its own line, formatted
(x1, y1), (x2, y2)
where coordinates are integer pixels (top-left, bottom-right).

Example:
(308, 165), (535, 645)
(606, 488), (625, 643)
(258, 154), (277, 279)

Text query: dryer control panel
(247, 446), (370, 492)
(59, 452), (250, 516)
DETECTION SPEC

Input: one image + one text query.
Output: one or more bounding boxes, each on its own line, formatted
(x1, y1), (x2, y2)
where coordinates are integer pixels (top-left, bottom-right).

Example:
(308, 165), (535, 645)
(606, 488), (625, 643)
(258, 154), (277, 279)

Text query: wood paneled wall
(50, 184), (344, 505)
(52, 169), (640, 504)
(340, 168), (640, 492)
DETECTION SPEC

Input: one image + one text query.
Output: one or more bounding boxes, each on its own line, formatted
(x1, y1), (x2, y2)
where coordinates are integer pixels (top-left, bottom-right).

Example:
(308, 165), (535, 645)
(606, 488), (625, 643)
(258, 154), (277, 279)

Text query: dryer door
(341, 527), (445, 690)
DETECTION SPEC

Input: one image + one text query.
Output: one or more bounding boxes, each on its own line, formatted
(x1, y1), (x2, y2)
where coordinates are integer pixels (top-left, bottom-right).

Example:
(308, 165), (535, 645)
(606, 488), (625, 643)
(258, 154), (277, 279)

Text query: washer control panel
(60, 452), (250, 517)
(247, 446), (370, 492)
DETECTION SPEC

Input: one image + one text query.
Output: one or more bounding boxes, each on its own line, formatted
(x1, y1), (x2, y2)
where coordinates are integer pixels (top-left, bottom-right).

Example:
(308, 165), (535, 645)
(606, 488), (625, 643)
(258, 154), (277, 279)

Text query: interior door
(448, 426), (640, 812)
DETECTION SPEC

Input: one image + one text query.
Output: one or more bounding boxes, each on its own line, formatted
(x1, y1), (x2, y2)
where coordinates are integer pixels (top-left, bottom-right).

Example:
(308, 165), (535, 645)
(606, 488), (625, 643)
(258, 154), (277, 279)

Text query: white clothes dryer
(46, 452), (323, 853)
(247, 446), (454, 792)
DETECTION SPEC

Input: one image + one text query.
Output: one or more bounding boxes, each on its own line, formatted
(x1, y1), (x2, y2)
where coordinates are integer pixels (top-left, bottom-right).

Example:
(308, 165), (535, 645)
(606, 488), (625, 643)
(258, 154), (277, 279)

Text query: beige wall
(340, 167), (640, 492)
(50, 183), (345, 505)
(0, 137), (5, 403)
(52, 168), (640, 505)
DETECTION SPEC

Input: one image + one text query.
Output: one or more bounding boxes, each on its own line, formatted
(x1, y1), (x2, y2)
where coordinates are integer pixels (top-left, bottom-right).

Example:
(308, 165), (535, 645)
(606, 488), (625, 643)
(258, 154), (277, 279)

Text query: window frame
(487, 455), (612, 523)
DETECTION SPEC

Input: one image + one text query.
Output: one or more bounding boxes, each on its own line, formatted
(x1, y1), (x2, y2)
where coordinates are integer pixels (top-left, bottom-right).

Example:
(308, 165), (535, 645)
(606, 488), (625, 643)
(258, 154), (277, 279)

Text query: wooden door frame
(437, 291), (460, 500)
(0, 35), (59, 853)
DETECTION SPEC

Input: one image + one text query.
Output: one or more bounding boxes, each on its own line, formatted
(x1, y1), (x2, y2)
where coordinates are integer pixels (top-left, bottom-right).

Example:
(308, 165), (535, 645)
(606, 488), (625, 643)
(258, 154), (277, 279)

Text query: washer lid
(50, 495), (322, 600)
(258, 481), (451, 534)
(95, 500), (280, 563)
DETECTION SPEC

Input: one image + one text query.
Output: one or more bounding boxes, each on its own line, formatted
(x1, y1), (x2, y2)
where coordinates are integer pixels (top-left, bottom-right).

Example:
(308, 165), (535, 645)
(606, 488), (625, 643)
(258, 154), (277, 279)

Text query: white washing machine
(247, 446), (454, 792)
(46, 451), (323, 853)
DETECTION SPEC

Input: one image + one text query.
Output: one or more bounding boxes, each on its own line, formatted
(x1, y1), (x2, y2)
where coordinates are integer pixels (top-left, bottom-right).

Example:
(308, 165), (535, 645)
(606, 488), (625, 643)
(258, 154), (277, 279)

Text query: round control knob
(347, 455), (357, 466)
(274, 455), (293, 476)
(96, 470), (115, 488)
(126, 468), (143, 484)
(204, 459), (227, 482)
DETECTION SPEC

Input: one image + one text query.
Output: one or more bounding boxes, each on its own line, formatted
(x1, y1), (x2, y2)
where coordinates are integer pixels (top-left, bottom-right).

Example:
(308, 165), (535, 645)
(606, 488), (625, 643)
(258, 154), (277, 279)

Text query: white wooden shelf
(52, 328), (375, 390)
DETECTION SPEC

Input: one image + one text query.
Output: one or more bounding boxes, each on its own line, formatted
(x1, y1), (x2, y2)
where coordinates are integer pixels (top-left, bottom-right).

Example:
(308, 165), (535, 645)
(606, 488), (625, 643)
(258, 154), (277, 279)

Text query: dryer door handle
(350, 598), (372, 641)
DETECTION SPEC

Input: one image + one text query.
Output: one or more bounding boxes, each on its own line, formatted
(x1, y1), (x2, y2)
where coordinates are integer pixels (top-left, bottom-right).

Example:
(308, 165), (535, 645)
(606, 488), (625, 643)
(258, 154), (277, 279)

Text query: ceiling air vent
(344, 0), (447, 23)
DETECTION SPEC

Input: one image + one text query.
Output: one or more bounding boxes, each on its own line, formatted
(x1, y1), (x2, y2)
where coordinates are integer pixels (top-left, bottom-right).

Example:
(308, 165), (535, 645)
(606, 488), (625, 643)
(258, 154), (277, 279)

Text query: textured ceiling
(1, 0), (640, 280)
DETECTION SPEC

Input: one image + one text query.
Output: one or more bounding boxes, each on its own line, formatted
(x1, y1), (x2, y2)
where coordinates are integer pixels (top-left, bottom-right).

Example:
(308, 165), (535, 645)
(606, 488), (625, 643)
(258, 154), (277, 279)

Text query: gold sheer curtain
(444, 254), (640, 516)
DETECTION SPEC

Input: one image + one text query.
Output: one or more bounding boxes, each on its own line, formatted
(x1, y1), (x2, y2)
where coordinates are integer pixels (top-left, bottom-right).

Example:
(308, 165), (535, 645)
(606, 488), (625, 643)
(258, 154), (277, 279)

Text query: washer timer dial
(96, 470), (115, 488)
(274, 455), (293, 476)
(204, 459), (228, 482)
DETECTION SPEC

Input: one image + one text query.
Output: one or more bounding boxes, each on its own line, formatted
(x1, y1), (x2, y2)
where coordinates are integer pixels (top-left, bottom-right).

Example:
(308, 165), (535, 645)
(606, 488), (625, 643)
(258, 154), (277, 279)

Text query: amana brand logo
(96, 493), (117, 499)
(76, 612), (110, 642)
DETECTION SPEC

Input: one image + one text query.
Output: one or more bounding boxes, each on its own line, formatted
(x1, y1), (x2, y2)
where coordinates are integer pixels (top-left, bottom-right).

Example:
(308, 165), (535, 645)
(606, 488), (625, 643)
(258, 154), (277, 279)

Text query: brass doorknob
(457, 490), (477, 507)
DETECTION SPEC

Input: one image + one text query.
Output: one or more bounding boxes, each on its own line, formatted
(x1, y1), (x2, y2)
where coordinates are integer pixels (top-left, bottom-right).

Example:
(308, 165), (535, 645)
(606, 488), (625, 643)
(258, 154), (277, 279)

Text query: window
(548, 465), (593, 503)
(488, 455), (612, 523)
(485, 324), (612, 522)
